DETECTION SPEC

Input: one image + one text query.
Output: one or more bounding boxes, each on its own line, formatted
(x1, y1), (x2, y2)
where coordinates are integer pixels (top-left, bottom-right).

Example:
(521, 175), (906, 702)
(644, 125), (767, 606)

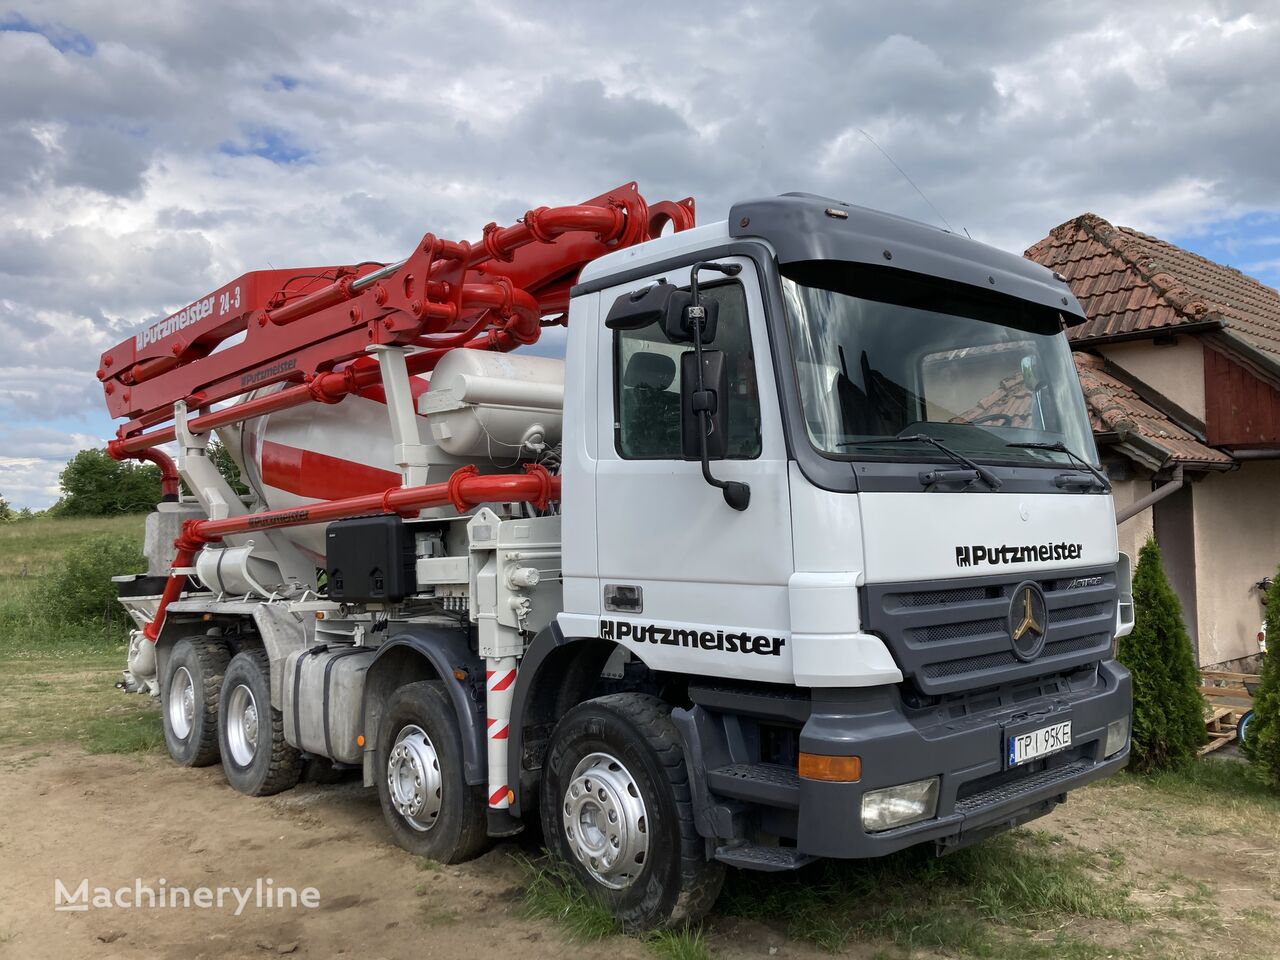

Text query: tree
(1244, 567), (1280, 789)
(0, 495), (12, 521)
(1116, 536), (1206, 772)
(207, 439), (250, 497)
(54, 449), (162, 516)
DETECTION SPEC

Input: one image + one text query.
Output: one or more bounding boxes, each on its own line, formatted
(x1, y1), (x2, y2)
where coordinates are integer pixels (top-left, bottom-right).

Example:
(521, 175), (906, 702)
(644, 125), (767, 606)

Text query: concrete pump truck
(100, 184), (1135, 927)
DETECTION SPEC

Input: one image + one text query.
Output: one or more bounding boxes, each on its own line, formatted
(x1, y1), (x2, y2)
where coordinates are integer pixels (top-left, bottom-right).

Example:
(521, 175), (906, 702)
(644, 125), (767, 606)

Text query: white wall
(1191, 462), (1280, 665)
(1112, 476), (1156, 562)
(1099, 338), (1206, 422)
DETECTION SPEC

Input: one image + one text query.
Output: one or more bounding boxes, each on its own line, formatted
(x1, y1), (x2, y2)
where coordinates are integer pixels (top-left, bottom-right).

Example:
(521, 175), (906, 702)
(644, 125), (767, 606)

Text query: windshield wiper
(1006, 440), (1111, 492)
(844, 434), (1003, 490)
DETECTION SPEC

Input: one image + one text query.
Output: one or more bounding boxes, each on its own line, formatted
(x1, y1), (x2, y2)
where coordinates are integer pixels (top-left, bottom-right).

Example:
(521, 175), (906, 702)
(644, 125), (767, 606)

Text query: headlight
(861, 777), (940, 832)
(1104, 716), (1130, 758)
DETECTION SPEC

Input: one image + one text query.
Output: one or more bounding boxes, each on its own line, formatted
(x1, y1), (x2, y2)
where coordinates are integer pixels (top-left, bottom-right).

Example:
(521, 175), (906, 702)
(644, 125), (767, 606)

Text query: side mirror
(605, 282), (678, 330)
(680, 349), (729, 461)
(663, 293), (719, 344)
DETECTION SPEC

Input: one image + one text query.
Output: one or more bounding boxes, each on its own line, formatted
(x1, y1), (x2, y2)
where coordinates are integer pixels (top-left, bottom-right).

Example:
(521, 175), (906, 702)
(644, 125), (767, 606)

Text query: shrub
(54, 449), (162, 516)
(1116, 536), (1206, 772)
(39, 533), (146, 635)
(1244, 566), (1280, 789)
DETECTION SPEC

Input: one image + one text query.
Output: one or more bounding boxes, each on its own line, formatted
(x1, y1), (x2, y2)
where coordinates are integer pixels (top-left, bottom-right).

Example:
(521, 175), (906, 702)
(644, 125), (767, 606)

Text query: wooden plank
(1205, 706), (1232, 726)
(1200, 670), (1262, 684)
(1200, 685), (1253, 701)
(1199, 734), (1235, 757)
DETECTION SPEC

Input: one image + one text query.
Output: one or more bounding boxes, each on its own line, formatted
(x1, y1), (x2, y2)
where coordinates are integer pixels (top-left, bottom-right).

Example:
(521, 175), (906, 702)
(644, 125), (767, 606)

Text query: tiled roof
(955, 352), (1232, 467)
(1073, 353), (1233, 466)
(1024, 214), (1280, 370)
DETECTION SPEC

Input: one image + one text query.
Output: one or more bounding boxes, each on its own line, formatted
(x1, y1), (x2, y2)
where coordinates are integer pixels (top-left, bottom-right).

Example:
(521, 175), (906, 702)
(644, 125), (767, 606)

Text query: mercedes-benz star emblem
(1008, 581), (1048, 662)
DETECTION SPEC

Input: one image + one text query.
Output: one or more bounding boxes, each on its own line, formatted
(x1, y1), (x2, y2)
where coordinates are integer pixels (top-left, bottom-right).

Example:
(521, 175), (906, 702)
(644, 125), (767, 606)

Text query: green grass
(518, 855), (620, 942)
(0, 654), (162, 753)
(517, 854), (714, 960)
(0, 514), (147, 657)
(646, 927), (712, 960)
(518, 830), (1146, 960)
(1135, 758), (1280, 811)
(0, 514), (160, 754)
(718, 829), (1141, 957)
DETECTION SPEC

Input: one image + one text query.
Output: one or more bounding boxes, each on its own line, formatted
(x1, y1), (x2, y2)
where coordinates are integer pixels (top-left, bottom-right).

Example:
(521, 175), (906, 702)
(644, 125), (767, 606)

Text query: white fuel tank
(218, 350), (565, 561)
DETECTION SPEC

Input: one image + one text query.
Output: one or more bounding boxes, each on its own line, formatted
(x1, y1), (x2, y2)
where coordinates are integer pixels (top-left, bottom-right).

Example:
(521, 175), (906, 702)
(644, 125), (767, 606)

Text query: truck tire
(162, 636), (231, 767)
(218, 648), (302, 796)
(375, 680), (488, 863)
(540, 692), (725, 929)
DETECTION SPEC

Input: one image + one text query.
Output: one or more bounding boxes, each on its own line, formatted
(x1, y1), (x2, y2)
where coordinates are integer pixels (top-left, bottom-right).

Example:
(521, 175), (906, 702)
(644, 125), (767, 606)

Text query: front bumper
(794, 659), (1131, 859)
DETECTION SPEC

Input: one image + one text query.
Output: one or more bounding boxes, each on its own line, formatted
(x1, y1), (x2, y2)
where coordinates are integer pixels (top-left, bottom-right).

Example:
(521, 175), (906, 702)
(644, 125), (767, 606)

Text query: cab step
(706, 762), (800, 809)
(714, 842), (815, 871)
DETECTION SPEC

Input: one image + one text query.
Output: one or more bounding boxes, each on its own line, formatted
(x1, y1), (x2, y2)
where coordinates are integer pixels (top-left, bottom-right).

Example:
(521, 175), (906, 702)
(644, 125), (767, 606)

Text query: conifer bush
(1115, 537), (1206, 772)
(1244, 566), (1280, 789)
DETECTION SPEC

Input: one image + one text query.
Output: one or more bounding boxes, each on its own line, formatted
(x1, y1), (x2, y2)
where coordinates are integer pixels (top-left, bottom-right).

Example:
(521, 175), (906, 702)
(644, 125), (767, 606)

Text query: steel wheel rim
(387, 724), (443, 832)
(226, 683), (259, 767)
(562, 751), (649, 890)
(168, 666), (195, 740)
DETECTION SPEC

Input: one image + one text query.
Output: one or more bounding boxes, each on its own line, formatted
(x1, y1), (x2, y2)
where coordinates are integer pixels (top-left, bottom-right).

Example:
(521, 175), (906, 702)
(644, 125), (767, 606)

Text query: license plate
(1007, 720), (1072, 767)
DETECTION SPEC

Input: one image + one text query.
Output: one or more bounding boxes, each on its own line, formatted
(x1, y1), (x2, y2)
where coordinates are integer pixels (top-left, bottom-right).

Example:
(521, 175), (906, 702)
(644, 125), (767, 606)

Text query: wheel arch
(361, 627), (486, 787)
(507, 623), (644, 817)
(155, 602), (306, 708)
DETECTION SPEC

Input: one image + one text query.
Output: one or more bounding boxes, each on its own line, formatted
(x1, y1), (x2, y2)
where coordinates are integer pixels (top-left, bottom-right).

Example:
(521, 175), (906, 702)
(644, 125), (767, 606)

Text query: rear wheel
(375, 681), (489, 863)
(162, 636), (231, 767)
(218, 648), (302, 796)
(540, 693), (724, 928)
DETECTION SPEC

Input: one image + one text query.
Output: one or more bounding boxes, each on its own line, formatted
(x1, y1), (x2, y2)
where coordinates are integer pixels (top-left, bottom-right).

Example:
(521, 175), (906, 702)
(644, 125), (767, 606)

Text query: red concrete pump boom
(100, 183), (694, 459)
(99, 183), (694, 643)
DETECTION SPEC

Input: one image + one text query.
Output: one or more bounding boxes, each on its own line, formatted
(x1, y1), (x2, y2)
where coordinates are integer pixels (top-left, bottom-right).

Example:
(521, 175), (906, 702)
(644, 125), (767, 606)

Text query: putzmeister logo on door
(600, 619), (786, 657)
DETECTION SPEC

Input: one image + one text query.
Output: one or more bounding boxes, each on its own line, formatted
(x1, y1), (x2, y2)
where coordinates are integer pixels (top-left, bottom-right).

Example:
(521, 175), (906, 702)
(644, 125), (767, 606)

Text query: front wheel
(540, 693), (724, 929)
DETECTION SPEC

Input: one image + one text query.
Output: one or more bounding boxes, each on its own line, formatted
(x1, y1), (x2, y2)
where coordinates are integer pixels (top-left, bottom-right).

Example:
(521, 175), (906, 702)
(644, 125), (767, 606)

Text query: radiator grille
(863, 566), (1116, 695)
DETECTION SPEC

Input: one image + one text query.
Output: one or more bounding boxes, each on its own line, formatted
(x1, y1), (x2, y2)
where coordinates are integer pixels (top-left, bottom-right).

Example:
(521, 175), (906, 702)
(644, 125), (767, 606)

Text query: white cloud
(2, 0), (1278, 506)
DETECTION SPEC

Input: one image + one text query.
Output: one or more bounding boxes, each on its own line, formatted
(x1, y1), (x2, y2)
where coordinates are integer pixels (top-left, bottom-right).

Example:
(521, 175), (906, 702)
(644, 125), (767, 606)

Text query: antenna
(856, 128), (954, 233)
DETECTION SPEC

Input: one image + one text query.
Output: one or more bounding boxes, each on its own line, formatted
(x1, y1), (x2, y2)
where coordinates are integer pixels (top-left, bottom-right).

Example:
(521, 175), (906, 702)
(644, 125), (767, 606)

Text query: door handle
(604, 584), (643, 613)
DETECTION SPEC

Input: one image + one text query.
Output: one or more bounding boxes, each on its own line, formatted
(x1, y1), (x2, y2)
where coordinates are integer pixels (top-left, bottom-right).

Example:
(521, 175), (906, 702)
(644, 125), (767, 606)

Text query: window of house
(613, 281), (761, 459)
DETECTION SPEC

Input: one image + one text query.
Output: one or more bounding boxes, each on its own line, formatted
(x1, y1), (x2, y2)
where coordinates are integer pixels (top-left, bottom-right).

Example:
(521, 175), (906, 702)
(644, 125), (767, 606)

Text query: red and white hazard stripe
(485, 659), (518, 809)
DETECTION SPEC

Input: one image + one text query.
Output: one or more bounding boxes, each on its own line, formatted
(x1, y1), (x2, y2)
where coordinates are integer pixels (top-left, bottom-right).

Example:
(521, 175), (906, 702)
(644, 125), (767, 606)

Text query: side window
(614, 281), (762, 459)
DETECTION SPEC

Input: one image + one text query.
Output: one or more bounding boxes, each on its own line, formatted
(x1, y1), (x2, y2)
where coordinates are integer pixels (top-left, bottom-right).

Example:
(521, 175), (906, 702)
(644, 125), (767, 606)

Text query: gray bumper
(794, 659), (1131, 859)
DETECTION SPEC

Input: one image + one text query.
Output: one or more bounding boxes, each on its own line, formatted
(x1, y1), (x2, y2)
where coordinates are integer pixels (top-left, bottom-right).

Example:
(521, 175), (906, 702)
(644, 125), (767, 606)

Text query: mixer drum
(222, 350), (566, 560)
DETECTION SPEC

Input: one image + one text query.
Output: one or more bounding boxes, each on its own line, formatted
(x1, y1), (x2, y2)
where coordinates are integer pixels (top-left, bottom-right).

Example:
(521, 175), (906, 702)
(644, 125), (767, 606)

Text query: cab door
(589, 255), (794, 684)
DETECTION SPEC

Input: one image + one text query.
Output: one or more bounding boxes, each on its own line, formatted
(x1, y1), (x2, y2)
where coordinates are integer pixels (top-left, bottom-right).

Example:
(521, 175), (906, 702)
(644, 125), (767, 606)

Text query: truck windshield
(780, 261), (1099, 469)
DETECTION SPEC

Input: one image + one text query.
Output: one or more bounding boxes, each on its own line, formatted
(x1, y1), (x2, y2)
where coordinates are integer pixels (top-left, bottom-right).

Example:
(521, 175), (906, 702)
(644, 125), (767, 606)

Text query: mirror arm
(689, 262), (750, 511)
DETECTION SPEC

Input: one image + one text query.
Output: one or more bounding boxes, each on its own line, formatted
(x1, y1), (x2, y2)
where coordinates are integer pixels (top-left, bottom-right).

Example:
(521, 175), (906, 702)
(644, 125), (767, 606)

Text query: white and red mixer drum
(223, 349), (565, 560)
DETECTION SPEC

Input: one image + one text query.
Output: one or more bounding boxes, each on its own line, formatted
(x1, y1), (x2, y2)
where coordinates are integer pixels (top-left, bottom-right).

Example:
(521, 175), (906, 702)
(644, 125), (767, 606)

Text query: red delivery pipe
(143, 464), (559, 641)
(108, 445), (181, 500)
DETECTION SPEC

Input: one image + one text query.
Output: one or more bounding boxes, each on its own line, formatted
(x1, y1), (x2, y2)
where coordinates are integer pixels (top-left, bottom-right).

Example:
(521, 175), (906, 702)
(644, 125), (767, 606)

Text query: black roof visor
(729, 193), (1086, 323)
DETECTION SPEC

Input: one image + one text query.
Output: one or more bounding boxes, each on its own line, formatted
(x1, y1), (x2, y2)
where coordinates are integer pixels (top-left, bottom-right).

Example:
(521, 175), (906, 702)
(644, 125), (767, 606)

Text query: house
(1025, 214), (1280, 669)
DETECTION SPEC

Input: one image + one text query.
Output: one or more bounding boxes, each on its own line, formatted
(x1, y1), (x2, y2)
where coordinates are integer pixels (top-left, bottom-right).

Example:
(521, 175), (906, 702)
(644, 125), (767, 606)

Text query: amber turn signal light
(798, 753), (861, 782)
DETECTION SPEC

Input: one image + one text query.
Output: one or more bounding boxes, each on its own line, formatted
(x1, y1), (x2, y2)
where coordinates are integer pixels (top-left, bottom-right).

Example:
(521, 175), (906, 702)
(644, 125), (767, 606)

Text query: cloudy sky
(1, 1), (1277, 508)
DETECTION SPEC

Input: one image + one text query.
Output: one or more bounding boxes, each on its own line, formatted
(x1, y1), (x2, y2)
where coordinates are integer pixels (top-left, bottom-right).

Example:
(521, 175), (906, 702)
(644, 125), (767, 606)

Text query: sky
(1, 0), (1278, 509)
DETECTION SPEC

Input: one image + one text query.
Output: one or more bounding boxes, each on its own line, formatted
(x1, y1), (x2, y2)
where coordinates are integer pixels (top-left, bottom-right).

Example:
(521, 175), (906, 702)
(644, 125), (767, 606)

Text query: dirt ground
(0, 742), (1276, 959)
(0, 748), (662, 960)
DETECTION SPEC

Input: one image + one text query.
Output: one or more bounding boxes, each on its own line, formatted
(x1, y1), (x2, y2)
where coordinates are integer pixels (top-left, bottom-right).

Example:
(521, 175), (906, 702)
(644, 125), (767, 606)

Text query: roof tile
(1026, 215), (1280, 368)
